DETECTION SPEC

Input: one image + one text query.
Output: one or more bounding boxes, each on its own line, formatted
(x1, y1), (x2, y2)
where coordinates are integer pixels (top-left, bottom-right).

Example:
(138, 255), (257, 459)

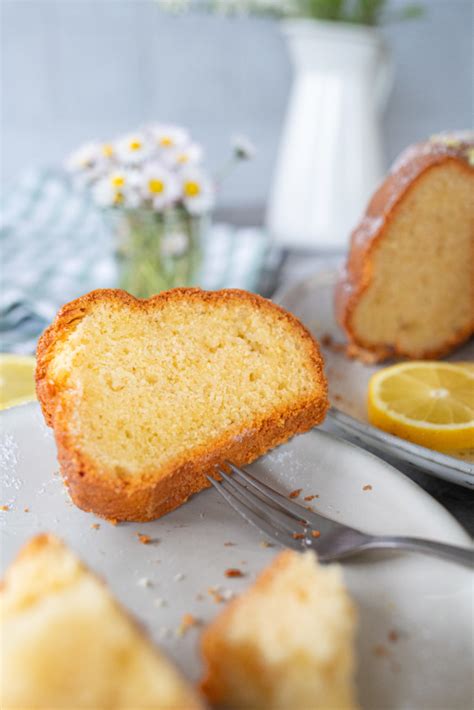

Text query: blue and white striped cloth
(1, 169), (271, 353)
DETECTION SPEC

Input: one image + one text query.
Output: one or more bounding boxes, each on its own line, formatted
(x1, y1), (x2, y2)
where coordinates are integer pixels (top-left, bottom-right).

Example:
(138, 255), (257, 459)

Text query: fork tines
(207, 462), (330, 552)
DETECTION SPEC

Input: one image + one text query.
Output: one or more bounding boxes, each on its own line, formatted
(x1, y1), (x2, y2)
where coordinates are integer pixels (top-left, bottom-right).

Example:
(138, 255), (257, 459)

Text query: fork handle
(365, 536), (474, 569)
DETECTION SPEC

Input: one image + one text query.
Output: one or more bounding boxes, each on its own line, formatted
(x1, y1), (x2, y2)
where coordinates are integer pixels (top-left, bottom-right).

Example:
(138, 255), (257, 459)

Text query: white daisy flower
(149, 123), (190, 152)
(161, 232), (189, 258)
(140, 163), (179, 210)
(163, 142), (203, 169)
(92, 171), (141, 209)
(115, 132), (151, 165)
(180, 169), (215, 215)
(65, 141), (101, 173)
(99, 142), (115, 161)
(232, 134), (256, 160)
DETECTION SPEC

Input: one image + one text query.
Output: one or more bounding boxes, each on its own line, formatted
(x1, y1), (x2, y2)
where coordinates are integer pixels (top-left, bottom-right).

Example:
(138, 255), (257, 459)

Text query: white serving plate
(276, 269), (474, 489)
(1, 403), (473, 709)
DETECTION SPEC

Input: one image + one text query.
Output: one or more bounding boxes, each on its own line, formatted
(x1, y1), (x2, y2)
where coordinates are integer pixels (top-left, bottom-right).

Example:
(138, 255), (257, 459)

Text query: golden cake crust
(1, 533), (204, 709)
(36, 288), (328, 522)
(335, 133), (474, 361)
(200, 550), (357, 709)
(200, 549), (296, 703)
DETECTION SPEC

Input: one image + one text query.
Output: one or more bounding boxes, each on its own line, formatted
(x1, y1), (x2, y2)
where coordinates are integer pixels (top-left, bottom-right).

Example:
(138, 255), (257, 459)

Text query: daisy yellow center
(148, 179), (165, 194)
(102, 144), (114, 158)
(184, 181), (200, 197)
(111, 175), (125, 187)
(160, 136), (173, 148)
(177, 153), (189, 164)
(129, 140), (142, 151)
(114, 192), (125, 205)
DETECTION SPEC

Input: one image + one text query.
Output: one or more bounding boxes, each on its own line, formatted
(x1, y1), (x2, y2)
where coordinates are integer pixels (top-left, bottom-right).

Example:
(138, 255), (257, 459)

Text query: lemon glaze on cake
(0, 534), (203, 710)
(36, 288), (328, 522)
(336, 132), (474, 362)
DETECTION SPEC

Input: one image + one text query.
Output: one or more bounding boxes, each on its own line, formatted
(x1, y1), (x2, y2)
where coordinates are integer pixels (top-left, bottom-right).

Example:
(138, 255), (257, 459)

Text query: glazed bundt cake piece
(200, 551), (358, 710)
(336, 132), (474, 361)
(0, 534), (203, 709)
(36, 288), (328, 522)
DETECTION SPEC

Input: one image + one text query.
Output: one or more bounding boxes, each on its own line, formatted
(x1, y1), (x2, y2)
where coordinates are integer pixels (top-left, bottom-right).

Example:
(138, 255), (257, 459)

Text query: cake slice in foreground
(200, 550), (358, 710)
(336, 132), (474, 361)
(36, 288), (328, 522)
(0, 534), (203, 710)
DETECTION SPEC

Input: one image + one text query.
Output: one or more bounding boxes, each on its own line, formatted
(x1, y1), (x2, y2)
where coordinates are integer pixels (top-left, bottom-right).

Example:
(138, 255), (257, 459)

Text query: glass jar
(113, 207), (205, 298)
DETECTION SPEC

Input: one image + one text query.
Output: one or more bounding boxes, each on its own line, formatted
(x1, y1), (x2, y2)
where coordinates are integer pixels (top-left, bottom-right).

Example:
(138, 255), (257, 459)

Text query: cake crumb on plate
(177, 614), (200, 637)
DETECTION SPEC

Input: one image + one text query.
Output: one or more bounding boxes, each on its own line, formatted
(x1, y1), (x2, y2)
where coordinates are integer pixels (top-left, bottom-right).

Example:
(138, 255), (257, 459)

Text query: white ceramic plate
(275, 269), (474, 488)
(1, 403), (473, 709)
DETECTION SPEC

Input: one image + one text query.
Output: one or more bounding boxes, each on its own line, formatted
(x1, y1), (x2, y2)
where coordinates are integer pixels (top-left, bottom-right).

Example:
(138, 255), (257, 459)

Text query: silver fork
(207, 463), (474, 569)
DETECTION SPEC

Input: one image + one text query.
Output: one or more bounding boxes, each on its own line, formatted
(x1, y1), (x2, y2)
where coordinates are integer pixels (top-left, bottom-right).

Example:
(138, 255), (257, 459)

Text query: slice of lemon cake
(36, 288), (328, 522)
(200, 551), (358, 710)
(336, 132), (474, 361)
(0, 534), (203, 710)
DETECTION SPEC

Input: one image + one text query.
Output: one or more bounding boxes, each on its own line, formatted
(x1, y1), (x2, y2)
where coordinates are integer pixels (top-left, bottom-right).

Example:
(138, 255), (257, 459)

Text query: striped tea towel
(1, 169), (271, 353)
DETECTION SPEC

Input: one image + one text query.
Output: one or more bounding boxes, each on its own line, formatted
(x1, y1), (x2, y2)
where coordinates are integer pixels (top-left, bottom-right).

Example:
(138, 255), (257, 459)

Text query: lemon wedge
(0, 354), (37, 410)
(368, 362), (474, 452)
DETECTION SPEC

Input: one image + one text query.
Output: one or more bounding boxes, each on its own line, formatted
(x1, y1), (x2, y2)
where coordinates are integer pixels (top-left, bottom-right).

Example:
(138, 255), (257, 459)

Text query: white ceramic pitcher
(267, 19), (393, 251)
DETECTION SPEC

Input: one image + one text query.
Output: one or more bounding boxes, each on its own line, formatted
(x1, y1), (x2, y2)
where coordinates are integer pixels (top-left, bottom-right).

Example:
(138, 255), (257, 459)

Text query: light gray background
(1, 0), (473, 209)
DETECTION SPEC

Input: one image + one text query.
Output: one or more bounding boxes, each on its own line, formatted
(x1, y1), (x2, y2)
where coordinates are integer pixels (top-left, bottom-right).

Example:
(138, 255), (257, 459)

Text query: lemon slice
(368, 362), (474, 452)
(0, 354), (37, 410)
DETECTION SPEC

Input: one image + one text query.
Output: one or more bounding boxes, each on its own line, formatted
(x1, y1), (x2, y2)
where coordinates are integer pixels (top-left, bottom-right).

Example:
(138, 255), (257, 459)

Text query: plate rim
(274, 269), (474, 487)
(307, 427), (472, 544)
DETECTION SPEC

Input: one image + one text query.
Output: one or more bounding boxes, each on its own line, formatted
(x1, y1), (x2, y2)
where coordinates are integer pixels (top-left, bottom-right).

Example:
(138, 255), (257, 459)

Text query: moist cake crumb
(177, 614), (200, 637)
(208, 587), (224, 604)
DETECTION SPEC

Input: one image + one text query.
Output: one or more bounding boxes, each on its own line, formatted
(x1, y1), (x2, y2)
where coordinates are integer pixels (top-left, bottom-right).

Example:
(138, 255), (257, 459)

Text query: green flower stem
(114, 207), (204, 298)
